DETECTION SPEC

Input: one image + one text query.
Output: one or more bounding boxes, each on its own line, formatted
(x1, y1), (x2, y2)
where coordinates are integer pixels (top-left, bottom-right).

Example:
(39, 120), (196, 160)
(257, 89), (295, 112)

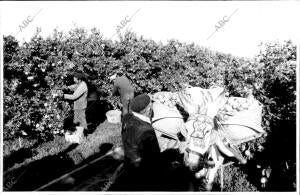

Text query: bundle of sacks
(151, 85), (264, 152)
(150, 92), (186, 152)
(216, 97), (255, 122)
(150, 92), (180, 109)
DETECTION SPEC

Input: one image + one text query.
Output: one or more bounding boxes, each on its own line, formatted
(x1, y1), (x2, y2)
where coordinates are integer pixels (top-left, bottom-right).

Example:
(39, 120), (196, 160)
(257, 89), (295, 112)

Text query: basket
(106, 110), (122, 124)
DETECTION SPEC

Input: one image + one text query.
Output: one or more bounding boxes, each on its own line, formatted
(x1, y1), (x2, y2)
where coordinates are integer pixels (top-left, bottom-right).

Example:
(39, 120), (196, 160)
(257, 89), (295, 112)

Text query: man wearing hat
(120, 94), (163, 190)
(110, 72), (134, 117)
(63, 71), (88, 130)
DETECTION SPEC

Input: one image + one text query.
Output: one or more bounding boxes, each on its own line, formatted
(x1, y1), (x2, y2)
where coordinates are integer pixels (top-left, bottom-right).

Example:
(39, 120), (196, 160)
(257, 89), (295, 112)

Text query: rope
(151, 116), (186, 140)
(152, 127), (178, 140)
(151, 116), (185, 124)
(220, 123), (263, 134)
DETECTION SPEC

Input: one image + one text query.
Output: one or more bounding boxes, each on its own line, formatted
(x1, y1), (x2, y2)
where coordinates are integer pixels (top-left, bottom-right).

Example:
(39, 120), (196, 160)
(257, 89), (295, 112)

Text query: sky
(1, 1), (300, 59)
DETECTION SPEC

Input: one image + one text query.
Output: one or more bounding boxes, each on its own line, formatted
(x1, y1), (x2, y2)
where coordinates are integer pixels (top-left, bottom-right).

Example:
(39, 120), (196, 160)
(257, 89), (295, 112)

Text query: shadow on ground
(109, 148), (195, 192)
(3, 144), (79, 191)
(3, 143), (121, 191)
(3, 147), (38, 172)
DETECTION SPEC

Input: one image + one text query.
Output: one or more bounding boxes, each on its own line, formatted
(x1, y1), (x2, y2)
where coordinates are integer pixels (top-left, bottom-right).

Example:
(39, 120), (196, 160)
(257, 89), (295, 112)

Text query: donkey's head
(183, 115), (215, 171)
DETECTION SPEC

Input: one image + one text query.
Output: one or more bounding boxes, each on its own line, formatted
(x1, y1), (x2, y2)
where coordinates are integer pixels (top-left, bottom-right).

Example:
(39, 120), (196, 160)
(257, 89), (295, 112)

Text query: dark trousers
(120, 93), (134, 117)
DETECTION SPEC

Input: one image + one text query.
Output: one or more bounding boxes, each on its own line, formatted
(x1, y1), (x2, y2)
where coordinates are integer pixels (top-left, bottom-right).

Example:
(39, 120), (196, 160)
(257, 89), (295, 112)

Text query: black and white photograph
(0, 0), (299, 193)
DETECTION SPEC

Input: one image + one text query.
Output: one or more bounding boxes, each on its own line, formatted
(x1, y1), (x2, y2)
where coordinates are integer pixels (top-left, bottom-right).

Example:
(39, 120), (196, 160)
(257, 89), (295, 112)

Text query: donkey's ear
(206, 88), (227, 118)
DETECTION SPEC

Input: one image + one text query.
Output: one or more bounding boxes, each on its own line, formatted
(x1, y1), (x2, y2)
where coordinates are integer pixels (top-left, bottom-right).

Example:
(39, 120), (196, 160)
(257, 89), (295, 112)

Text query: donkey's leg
(204, 146), (224, 191)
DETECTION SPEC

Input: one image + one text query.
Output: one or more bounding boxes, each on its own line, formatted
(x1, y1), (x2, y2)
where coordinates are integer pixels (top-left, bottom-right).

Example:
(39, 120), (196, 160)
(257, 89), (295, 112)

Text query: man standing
(120, 94), (162, 191)
(63, 72), (88, 130)
(110, 73), (134, 117)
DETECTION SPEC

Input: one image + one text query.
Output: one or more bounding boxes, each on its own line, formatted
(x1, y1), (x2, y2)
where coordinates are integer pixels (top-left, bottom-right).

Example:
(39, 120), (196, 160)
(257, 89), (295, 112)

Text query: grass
(67, 120), (122, 164)
(3, 137), (38, 156)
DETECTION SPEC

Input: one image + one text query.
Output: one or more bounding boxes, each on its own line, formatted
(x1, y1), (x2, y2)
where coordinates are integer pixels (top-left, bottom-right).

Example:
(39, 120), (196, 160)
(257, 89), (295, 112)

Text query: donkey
(151, 86), (265, 191)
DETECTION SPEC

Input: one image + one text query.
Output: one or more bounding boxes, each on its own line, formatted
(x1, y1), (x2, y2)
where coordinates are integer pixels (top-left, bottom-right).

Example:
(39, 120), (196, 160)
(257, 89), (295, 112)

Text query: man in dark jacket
(120, 94), (162, 191)
(110, 73), (134, 117)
